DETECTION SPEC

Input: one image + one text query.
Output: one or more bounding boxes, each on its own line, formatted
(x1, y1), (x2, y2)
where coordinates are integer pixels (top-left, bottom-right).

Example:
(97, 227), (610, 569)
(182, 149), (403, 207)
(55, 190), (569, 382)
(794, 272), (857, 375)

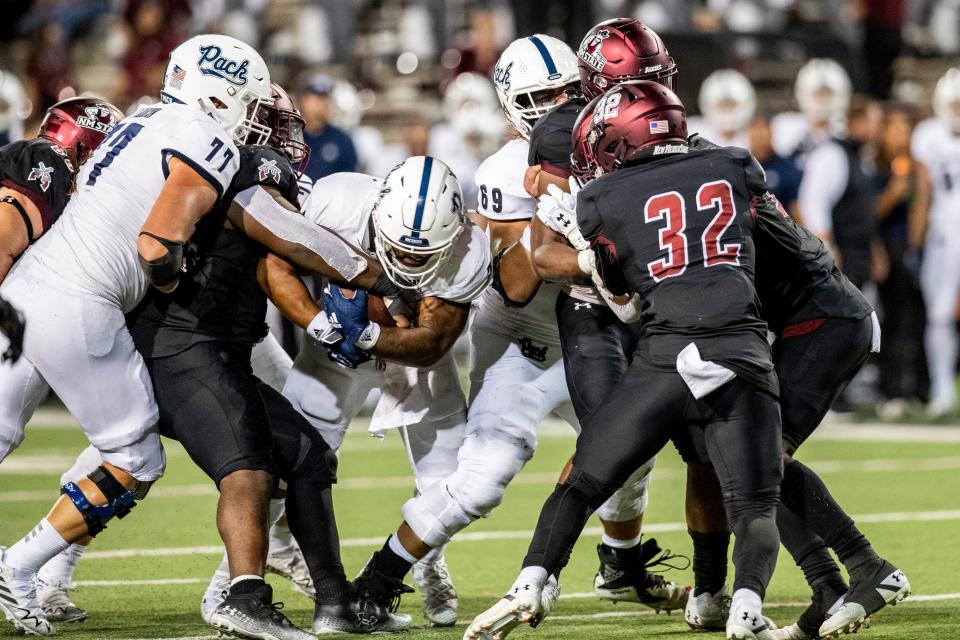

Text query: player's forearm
(498, 242), (542, 303)
(261, 254), (320, 330)
(369, 326), (455, 368)
(0, 208), (29, 283)
(530, 217), (586, 282)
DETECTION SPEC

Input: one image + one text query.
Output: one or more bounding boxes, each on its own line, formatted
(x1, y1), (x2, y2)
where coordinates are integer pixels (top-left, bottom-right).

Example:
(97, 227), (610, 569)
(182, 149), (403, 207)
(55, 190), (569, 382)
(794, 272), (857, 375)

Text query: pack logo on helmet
(28, 162), (54, 193)
(196, 44), (250, 87)
(579, 29), (610, 71)
(257, 158), (282, 184)
(75, 106), (118, 134)
(493, 61), (513, 90)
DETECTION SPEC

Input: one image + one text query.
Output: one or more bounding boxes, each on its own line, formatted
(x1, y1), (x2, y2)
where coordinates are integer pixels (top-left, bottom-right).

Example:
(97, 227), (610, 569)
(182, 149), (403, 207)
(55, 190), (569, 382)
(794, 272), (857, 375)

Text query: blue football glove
(322, 284), (373, 368)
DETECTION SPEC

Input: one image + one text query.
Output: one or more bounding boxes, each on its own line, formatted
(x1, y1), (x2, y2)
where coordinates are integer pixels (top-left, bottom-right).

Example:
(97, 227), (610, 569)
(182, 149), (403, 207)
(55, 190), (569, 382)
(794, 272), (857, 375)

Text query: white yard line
(109, 593), (960, 640)
(83, 508), (960, 560)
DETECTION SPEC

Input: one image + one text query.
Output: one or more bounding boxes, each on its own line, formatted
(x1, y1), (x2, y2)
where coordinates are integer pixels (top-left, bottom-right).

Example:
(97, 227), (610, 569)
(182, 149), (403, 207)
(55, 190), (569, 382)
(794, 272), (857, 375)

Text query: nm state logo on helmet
(579, 29), (610, 71)
(196, 44), (249, 86)
(76, 106), (118, 134)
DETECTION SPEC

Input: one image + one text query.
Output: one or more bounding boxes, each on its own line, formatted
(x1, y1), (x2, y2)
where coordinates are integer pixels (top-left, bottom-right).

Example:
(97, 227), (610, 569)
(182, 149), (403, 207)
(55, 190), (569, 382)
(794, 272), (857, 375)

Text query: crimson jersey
(0, 138), (73, 238)
(577, 146), (777, 397)
(688, 134), (872, 333)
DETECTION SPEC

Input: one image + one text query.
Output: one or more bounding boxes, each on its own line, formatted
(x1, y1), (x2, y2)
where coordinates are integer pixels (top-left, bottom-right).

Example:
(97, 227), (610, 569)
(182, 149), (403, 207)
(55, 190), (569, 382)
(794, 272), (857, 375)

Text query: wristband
(355, 322), (381, 351)
(577, 249), (595, 276)
(306, 311), (342, 347)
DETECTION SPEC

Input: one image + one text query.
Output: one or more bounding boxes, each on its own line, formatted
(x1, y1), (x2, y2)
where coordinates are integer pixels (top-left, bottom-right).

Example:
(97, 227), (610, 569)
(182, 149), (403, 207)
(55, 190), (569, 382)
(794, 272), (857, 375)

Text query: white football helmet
(161, 34), (272, 145)
(795, 58), (851, 125)
(443, 72), (500, 140)
(933, 68), (960, 134)
(372, 156), (465, 289)
(493, 34), (579, 139)
(0, 69), (30, 138)
(698, 69), (756, 135)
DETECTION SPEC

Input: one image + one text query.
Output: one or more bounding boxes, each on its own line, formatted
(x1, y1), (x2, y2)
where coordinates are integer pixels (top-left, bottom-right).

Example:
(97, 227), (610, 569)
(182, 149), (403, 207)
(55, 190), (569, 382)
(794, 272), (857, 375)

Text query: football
(339, 288), (398, 327)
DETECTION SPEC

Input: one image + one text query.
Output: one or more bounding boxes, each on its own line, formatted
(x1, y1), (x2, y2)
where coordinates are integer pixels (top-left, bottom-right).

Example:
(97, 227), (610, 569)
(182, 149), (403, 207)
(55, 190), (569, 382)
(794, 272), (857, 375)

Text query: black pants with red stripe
(775, 315), (873, 451)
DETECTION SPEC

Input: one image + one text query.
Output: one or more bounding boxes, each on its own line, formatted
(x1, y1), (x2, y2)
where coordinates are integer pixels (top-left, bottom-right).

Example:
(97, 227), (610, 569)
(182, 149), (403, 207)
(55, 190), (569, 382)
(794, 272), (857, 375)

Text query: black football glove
(0, 295), (25, 364)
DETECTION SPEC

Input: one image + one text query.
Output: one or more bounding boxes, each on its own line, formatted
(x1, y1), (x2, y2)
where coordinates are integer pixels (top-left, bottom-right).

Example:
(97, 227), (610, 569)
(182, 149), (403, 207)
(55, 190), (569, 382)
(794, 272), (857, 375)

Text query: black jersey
(689, 134), (872, 333)
(577, 146), (777, 396)
(129, 145), (300, 358)
(0, 138), (73, 239)
(527, 97), (587, 176)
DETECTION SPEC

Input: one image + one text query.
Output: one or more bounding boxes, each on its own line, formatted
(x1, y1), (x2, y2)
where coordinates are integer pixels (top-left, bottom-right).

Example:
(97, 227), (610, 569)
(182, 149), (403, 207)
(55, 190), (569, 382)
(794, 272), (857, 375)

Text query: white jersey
(473, 139), (562, 346)
(302, 172), (491, 303)
(912, 117), (960, 236)
(25, 102), (239, 312)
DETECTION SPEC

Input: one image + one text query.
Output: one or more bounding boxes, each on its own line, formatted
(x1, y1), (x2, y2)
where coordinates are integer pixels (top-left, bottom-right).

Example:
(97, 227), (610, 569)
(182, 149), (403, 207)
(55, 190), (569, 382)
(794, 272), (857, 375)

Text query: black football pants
(522, 362), (783, 598)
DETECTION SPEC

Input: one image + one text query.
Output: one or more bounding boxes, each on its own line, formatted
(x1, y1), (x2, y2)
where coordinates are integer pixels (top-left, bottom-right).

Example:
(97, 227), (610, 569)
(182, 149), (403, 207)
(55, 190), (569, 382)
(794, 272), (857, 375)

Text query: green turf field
(2, 409), (959, 639)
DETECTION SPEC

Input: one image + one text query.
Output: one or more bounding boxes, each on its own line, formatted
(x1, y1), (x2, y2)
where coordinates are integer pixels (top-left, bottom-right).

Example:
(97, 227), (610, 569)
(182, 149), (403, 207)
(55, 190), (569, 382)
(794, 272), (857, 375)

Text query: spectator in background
(122, 0), (189, 105)
(299, 74), (358, 182)
(748, 114), (803, 219)
(873, 103), (928, 405)
(856, 0), (904, 99)
(798, 96), (882, 289)
(26, 21), (72, 111)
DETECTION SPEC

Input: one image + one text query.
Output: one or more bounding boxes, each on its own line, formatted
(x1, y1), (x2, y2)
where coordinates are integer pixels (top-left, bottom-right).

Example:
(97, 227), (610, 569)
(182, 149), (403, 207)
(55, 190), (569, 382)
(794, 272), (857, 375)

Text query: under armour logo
(741, 611), (758, 625)
(556, 211), (569, 226)
(573, 302), (592, 311)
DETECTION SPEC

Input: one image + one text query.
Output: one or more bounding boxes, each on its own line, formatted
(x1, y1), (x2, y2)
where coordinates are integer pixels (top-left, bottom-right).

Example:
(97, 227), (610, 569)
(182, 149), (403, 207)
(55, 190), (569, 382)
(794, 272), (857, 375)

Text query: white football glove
(536, 182), (589, 250)
(576, 246), (643, 324)
(306, 311), (343, 349)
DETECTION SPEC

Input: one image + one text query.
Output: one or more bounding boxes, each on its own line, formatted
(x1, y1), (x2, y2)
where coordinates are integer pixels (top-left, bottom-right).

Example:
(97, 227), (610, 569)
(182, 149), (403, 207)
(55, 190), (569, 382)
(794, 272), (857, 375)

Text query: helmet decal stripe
(410, 156), (434, 238)
(528, 36), (560, 80)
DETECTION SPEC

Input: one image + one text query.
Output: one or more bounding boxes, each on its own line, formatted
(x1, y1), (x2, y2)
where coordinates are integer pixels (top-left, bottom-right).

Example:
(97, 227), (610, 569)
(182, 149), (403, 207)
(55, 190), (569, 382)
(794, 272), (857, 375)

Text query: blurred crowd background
(2, 0), (958, 417)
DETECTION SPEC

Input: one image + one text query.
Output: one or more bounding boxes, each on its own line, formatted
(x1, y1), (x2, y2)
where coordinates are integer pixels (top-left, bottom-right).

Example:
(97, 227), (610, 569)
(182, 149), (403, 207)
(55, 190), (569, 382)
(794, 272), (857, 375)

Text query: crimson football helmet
(38, 97), (123, 168)
(258, 83), (311, 175)
(577, 18), (677, 99)
(574, 80), (687, 176)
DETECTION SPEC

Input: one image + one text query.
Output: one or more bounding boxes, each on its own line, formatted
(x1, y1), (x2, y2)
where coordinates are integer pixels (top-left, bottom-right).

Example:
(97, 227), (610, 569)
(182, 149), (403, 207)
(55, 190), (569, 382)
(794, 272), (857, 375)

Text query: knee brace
(595, 456), (655, 522)
(61, 466), (144, 537)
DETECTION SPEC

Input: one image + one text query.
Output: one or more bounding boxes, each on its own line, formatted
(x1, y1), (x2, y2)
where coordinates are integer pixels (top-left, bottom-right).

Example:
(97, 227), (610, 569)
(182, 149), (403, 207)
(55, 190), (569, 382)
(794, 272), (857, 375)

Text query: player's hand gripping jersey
(475, 138), (562, 346)
(129, 145), (300, 357)
(578, 145), (777, 397)
(24, 103), (240, 311)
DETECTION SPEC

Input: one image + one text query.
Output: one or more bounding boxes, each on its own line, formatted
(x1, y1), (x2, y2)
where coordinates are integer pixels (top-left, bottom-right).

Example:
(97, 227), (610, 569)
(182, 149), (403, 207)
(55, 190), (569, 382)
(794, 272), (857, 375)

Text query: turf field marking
(75, 578), (208, 587)
(82, 508), (960, 560)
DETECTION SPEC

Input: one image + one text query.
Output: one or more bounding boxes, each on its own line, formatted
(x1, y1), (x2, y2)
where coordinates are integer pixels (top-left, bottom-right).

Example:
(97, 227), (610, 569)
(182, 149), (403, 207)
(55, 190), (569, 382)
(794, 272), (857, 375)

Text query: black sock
(780, 459), (879, 576)
(284, 481), (350, 605)
(776, 502), (845, 589)
(689, 530), (730, 596)
(376, 537), (414, 580)
(230, 576), (265, 595)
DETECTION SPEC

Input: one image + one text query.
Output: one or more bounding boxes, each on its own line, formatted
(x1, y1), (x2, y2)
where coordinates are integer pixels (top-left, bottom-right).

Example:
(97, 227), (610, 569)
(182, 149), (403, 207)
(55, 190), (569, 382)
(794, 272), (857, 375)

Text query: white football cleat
(0, 549), (53, 636)
(464, 576), (558, 640)
(200, 570), (230, 624)
(772, 623), (813, 639)
(266, 544), (315, 597)
(819, 561), (910, 639)
(37, 578), (87, 624)
(686, 585), (730, 630)
(412, 552), (459, 627)
(726, 597), (775, 640)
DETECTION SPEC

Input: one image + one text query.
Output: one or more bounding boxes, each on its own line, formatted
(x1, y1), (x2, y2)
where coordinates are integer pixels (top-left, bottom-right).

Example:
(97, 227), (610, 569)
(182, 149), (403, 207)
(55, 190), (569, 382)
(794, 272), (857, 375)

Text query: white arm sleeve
(797, 142), (848, 237)
(234, 185), (369, 281)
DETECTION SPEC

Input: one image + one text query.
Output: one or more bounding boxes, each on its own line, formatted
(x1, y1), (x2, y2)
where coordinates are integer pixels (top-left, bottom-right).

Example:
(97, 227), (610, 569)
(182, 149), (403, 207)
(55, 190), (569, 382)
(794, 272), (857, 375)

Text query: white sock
(230, 574), (264, 586)
(268, 500), (293, 551)
(215, 552), (230, 574)
(6, 519), (70, 574)
(387, 534), (419, 565)
(602, 533), (642, 549)
(731, 588), (763, 614)
(511, 566), (548, 593)
(37, 543), (86, 588)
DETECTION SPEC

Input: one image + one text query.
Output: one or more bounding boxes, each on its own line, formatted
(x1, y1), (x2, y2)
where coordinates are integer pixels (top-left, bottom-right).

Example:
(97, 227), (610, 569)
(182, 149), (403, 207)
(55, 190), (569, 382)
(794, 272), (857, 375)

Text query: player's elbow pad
(138, 232), (184, 287)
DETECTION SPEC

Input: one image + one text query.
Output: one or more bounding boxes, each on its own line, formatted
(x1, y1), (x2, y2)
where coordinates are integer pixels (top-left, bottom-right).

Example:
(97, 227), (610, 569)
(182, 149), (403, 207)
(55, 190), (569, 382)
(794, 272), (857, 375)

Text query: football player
(528, 19), (908, 639)
(469, 81), (784, 640)
(525, 18), (690, 612)
(0, 35), (395, 637)
(276, 156), (491, 627)
(687, 69), (756, 149)
(0, 69), (29, 145)
(909, 68), (960, 417)
(771, 58), (851, 160)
